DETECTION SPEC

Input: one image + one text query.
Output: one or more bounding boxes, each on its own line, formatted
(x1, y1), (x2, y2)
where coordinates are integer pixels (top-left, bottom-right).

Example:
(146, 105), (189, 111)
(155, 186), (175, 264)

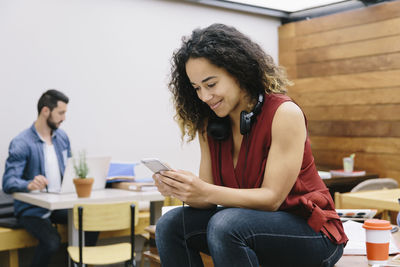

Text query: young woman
(153, 23), (347, 267)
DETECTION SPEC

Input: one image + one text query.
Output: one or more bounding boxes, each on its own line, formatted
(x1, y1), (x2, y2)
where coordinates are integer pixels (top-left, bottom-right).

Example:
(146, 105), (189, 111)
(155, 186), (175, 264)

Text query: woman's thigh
(207, 208), (343, 267)
(156, 206), (223, 254)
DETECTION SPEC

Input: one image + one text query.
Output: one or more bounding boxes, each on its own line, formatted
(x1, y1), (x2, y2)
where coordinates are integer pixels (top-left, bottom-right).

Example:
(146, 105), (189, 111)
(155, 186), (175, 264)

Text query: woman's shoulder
(274, 101), (304, 123)
(258, 93), (304, 132)
(261, 93), (292, 116)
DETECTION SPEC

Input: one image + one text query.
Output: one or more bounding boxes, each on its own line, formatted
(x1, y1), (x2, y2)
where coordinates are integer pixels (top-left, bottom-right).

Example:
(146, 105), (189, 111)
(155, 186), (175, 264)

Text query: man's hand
(27, 175), (48, 191)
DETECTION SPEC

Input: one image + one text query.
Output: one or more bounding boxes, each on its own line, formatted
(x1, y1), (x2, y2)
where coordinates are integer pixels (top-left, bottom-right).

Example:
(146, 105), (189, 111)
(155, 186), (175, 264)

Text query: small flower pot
(73, 178), (94, 198)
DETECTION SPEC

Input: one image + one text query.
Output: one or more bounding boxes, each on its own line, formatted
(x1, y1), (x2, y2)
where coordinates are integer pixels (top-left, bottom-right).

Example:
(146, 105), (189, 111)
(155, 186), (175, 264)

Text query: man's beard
(46, 115), (60, 131)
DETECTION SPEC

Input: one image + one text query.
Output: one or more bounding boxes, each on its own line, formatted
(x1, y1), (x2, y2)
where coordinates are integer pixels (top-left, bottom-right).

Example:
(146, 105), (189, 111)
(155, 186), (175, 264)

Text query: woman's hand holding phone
(141, 158), (210, 205)
(141, 158), (176, 196)
(157, 169), (210, 206)
(153, 172), (175, 197)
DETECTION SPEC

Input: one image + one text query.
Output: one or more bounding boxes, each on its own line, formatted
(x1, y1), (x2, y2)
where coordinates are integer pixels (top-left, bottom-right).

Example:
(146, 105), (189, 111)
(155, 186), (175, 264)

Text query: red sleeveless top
(207, 93), (348, 245)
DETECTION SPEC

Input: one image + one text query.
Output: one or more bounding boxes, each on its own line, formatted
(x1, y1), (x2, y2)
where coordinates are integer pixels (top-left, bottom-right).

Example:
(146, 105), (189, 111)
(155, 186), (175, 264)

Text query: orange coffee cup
(362, 219), (392, 265)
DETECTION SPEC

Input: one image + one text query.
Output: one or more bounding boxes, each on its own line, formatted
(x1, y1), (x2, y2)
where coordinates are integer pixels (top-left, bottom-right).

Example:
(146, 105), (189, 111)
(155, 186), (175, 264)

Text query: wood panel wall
(278, 0), (400, 182)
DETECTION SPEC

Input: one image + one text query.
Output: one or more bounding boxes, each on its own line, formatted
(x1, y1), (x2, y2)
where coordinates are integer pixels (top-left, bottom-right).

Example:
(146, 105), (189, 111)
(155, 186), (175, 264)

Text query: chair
(350, 178), (399, 192)
(67, 201), (139, 267)
(163, 196), (182, 207)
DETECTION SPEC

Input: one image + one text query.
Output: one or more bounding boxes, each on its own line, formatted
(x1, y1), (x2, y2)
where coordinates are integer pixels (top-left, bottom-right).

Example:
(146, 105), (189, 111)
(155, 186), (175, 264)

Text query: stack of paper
(112, 181), (157, 192)
(318, 171), (332, 179)
(343, 220), (400, 255)
(330, 170), (366, 177)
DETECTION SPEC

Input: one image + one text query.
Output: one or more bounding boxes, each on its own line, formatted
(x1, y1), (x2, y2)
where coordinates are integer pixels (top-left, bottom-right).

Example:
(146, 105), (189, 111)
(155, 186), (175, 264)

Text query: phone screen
(141, 158), (171, 173)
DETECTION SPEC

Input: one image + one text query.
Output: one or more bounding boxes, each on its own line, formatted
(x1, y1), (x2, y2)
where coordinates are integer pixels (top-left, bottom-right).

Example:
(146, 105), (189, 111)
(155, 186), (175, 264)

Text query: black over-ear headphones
(207, 93), (264, 140)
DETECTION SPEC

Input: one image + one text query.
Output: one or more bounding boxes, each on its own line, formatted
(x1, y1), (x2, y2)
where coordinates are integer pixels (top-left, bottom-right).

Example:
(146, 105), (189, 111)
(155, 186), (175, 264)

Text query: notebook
(48, 156), (111, 194)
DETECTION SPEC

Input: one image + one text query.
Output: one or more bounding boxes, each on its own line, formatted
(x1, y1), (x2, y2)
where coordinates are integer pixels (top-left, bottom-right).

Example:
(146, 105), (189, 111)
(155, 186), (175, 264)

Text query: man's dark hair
(37, 89), (69, 115)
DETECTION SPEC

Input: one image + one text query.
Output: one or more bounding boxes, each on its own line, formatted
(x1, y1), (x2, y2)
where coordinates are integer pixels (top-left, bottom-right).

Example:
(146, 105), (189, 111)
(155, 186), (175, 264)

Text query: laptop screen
(49, 156), (111, 194)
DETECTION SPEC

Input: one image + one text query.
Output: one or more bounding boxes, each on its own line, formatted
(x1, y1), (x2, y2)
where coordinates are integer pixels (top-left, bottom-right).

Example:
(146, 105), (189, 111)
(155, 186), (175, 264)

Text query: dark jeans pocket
(321, 243), (344, 267)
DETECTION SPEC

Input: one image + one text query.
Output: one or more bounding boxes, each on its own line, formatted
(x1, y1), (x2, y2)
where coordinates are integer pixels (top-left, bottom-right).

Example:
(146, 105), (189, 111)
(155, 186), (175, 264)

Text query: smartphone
(141, 158), (171, 173)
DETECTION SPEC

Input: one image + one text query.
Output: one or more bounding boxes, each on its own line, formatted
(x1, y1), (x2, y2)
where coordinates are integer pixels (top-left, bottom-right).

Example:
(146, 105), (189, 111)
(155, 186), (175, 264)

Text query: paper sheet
(343, 220), (400, 255)
(318, 171), (332, 179)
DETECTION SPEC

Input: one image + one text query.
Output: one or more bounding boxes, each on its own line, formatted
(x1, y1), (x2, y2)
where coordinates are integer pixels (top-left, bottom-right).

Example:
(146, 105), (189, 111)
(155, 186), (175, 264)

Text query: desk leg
(150, 201), (163, 225)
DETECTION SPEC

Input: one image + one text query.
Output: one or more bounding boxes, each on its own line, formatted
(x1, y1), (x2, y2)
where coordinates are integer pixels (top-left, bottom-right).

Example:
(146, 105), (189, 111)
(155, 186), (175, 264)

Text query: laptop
(48, 156), (111, 194)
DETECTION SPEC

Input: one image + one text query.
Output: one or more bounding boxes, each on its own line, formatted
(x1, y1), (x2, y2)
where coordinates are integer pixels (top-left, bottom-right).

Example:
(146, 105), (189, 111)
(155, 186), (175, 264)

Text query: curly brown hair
(169, 23), (291, 142)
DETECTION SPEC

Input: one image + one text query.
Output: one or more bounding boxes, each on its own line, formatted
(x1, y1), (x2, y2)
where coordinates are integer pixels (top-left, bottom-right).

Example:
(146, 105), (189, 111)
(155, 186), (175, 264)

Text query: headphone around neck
(207, 93), (264, 140)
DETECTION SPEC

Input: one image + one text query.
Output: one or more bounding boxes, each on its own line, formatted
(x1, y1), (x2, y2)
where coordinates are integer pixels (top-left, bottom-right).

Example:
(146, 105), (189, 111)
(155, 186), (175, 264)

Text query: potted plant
(72, 151), (94, 198)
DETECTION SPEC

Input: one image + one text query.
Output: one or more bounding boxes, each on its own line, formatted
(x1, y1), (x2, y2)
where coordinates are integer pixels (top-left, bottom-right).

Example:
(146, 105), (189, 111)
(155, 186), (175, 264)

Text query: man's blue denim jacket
(2, 124), (71, 217)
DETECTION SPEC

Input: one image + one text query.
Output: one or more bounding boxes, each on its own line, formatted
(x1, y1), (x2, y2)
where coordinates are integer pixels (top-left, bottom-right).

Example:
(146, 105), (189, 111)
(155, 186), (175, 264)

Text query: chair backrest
(72, 201), (139, 231)
(164, 196), (182, 206)
(351, 178), (399, 192)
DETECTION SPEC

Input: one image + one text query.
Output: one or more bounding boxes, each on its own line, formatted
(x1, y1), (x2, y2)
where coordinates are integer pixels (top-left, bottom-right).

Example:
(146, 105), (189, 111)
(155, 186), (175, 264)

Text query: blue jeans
(19, 209), (99, 267)
(156, 206), (343, 267)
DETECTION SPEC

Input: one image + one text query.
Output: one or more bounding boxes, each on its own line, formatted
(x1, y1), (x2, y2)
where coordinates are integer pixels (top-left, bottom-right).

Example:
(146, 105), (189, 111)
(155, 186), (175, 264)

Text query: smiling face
(185, 57), (248, 120)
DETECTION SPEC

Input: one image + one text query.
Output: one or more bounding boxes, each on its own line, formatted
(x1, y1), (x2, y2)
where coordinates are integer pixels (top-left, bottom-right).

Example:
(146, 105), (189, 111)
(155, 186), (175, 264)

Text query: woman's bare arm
(161, 102), (306, 211)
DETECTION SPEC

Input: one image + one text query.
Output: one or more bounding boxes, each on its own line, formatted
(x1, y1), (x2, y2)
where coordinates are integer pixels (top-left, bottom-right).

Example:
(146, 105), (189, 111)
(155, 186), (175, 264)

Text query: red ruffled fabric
(207, 93), (348, 245)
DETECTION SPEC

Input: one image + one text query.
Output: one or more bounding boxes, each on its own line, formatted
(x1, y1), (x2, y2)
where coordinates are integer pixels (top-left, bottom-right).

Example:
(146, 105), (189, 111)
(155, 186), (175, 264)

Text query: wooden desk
(322, 173), (379, 200)
(336, 188), (400, 211)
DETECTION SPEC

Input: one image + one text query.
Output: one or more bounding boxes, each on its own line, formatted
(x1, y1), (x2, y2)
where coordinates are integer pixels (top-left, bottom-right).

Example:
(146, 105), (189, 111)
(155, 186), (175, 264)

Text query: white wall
(0, 0), (280, 186)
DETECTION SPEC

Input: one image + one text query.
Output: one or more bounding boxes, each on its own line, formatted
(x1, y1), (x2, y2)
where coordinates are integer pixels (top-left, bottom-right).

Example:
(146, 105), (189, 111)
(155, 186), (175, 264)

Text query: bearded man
(2, 89), (97, 267)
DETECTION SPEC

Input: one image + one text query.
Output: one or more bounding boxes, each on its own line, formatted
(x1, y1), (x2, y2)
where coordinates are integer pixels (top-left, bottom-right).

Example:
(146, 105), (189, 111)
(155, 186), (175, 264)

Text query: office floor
(17, 235), (150, 267)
